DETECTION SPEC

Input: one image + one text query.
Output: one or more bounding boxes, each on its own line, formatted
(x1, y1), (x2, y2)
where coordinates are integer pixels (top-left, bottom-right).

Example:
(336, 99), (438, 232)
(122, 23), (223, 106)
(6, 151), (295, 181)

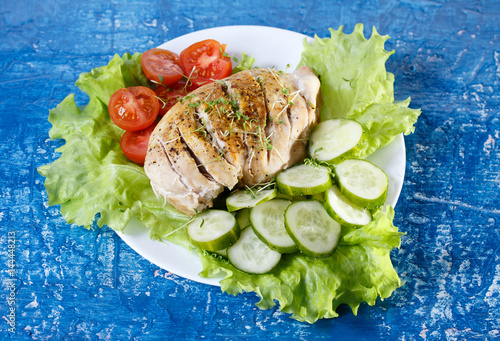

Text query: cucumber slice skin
(250, 199), (298, 254)
(276, 164), (332, 196)
(227, 227), (282, 275)
(334, 159), (388, 209)
(284, 200), (341, 258)
(186, 210), (240, 252)
(275, 193), (308, 201)
(324, 185), (372, 228)
(308, 118), (364, 163)
(226, 188), (277, 212)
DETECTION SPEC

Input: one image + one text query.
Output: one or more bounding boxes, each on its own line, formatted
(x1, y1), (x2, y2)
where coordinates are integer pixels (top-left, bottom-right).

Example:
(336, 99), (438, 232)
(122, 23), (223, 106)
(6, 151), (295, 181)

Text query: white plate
(117, 25), (406, 287)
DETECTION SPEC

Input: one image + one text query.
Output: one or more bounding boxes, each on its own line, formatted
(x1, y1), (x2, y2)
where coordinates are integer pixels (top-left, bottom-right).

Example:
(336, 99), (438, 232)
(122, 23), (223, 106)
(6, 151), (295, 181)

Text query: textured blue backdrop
(1, 0), (499, 340)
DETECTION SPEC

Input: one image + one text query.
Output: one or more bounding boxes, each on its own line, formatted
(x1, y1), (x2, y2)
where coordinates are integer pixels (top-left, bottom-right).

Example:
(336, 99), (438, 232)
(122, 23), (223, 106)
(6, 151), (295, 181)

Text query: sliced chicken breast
(225, 70), (269, 186)
(250, 68), (293, 175)
(175, 97), (239, 189)
(144, 66), (321, 216)
(146, 112), (224, 215)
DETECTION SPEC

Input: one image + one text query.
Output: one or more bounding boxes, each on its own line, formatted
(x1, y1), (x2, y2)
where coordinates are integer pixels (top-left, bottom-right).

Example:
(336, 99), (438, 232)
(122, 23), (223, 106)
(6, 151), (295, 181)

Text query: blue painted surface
(1, 0), (499, 339)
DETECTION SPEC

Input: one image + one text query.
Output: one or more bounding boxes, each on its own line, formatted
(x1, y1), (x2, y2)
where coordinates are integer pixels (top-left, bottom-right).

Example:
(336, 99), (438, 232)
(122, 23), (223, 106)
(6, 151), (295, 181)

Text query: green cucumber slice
(235, 208), (251, 230)
(186, 210), (240, 252)
(308, 118), (364, 162)
(284, 200), (341, 258)
(226, 187), (277, 212)
(250, 199), (297, 253)
(276, 163), (332, 196)
(227, 226), (282, 274)
(334, 159), (388, 209)
(324, 185), (372, 228)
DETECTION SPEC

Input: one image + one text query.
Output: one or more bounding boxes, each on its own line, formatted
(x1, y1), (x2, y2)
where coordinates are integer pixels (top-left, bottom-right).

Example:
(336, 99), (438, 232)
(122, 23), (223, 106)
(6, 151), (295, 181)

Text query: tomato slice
(179, 39), (233, 87)
(108, 86), (159, 131)
(154, 81), (196, 116)
(120, 123), (157, 166)
(141, 48), (184, 86)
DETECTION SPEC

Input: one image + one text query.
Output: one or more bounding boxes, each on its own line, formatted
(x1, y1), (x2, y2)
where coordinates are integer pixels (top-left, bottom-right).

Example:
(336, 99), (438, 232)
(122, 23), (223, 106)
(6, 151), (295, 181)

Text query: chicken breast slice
(251, 68), (293, 175)
(191, 82), (247, 179)
(283, 66), (321, 167)
(225, 70), (269, 186)
(145, 112), (224, 215)
(285, 66), (321, 128)
(175, 94), (240, 189)
(144, 134), (197, 212)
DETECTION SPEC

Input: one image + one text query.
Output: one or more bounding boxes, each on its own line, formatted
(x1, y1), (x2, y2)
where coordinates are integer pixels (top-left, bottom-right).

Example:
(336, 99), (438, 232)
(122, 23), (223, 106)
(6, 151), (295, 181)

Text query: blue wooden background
(1, 0), (499, 340)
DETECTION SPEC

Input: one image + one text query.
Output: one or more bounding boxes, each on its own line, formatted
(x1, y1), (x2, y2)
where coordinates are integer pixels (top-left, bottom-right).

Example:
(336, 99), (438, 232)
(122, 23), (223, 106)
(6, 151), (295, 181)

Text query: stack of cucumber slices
(186, 118), (389, 275)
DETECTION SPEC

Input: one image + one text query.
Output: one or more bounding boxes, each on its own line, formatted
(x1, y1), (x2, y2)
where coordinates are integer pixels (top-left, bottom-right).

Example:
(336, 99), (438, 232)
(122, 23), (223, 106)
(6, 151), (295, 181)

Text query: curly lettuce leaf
(75, 52), (150, 105)
(300, 24), (420, 159)
(342, 99), (421, 159)
(38, 53), (190, 246)
(199, 206), (403, 324)
(231, 51), (256, 74)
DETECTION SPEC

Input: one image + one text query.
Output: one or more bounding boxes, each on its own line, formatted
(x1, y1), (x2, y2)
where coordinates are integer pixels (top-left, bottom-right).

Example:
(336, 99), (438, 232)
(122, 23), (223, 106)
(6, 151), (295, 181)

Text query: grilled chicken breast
(145, 66), (321, 216)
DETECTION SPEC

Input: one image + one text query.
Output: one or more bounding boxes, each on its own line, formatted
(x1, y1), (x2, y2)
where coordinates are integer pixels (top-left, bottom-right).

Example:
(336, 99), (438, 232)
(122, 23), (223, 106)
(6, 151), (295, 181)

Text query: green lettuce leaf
(75, 52), (150, 105)
(342, 99), (422, 159)
(231, 51), (256, 74)
(300, 24), (420, 159)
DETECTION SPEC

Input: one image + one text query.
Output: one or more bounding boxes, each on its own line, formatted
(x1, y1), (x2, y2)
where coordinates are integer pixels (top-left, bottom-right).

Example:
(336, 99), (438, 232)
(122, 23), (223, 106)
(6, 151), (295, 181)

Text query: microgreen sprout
(303, 158), (334, 175)
(242, 179), (277, 199)
(161, 209), (200, 239)
(220, 47), (239, 63)
(232, 110), (248, 121)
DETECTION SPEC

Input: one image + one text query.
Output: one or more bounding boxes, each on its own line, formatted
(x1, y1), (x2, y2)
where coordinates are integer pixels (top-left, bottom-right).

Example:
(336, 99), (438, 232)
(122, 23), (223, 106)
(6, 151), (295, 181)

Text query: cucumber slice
(235, 208), (251, 230)
(226, 187), (277, 212)
(324, 185), (372, 228)
(284, 200), (341, 258)
(334, 159), (388, 209)
(250, 199), (297, 253)
(308, 118), (364, 162)
(276, 163), (332, 196)
(186, 210), (240, 252)
(227, 226), (282, 274)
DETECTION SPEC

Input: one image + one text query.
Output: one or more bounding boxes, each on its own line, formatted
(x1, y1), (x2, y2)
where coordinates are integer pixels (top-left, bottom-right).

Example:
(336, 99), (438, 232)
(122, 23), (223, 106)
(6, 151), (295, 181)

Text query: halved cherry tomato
(179, 39), (233, 87)
(120, 123), (157, 166)
(108, 86), (159, 131)
(141, 48), (184, 86)
(154, 81), (196, 116)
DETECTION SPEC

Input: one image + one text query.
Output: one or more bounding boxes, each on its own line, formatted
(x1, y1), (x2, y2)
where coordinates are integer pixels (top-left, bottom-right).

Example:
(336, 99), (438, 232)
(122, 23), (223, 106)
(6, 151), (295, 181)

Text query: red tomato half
(120, 123), (157, 166)
(108, 86), (159, 131)
(142, 48), (184, 86)
(179, 39), (233, 87)
(154, 81), (196, 116)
